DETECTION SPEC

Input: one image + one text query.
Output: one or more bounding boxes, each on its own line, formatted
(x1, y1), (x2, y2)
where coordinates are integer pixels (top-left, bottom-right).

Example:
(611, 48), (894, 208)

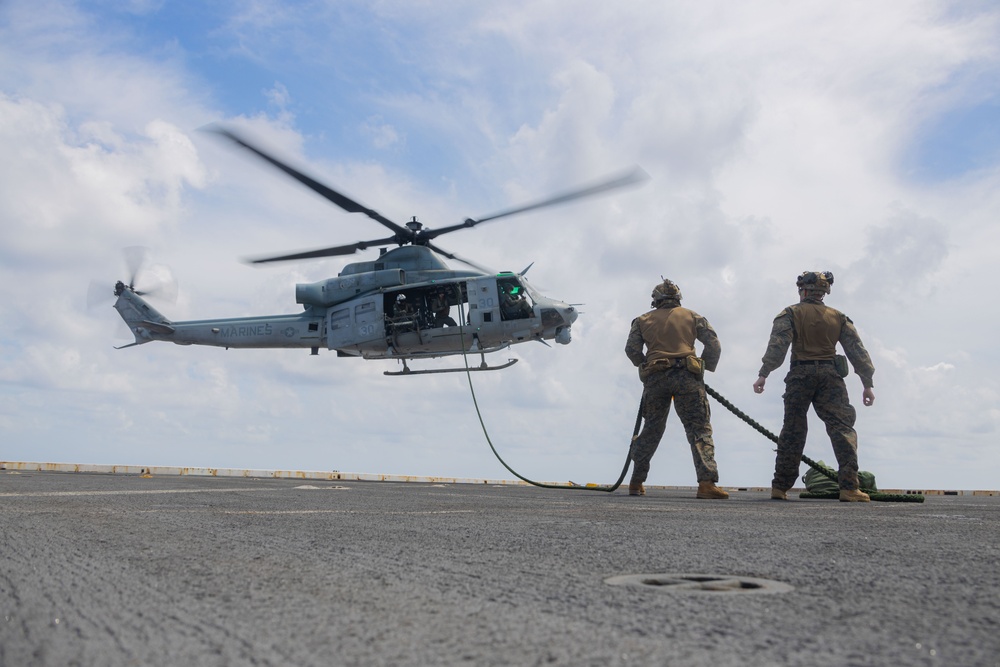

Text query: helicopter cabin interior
(384, 275), (535, 335)
(327, 273), (537, 357)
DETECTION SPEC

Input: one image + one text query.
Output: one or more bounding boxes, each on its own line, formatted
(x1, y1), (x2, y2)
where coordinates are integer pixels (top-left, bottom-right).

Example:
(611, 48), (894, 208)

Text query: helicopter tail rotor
(89, 247), (178, 311)
(122, 245), (147, 293)
(119, 246), (178, 301)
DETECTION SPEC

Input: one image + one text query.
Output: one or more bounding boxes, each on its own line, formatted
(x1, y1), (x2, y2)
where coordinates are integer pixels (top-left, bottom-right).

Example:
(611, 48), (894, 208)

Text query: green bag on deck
(802, 460), (878, 494)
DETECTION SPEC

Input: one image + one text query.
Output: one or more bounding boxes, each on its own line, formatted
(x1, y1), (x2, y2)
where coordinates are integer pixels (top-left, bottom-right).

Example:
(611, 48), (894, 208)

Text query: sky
(2, 0), (999, 491)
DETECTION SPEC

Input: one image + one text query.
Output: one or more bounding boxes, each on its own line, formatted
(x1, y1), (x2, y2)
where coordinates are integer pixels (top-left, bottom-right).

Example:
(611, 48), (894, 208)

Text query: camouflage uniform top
(626, 302), (721, 376)
(757, 297), (875, 388)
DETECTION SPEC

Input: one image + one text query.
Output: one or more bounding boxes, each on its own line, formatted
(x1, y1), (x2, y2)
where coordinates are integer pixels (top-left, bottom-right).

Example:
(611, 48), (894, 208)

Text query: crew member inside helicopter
(498, 278), (534, 321)
(429, 288), (458, 328)
(390, 293), (418, 333)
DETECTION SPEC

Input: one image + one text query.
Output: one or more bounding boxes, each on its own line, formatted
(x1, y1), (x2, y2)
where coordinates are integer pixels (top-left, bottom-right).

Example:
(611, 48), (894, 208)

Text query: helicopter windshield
(497, 275), (535, 321)
(519, 279), (542, 302)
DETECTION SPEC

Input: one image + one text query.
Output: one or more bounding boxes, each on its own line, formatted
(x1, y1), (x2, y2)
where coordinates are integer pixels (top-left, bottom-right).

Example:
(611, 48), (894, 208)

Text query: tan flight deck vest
(788, 302), (846, 361)
(636, 306), (698, 366)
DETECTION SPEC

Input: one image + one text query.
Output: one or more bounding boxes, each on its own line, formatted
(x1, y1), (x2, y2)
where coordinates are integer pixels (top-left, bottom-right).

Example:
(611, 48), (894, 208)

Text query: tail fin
(113, 281), (175, 348)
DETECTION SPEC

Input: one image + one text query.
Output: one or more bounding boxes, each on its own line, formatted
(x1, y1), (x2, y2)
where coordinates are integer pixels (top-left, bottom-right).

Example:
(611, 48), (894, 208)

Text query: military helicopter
(111, 126), (647, 375)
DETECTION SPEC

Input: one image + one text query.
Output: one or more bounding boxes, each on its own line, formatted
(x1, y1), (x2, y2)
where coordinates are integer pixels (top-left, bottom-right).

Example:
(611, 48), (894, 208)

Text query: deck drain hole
(605, 573), (793, 595)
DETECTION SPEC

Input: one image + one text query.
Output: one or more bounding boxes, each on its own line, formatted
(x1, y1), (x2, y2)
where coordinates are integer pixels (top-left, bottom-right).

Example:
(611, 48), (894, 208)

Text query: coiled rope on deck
(704, 384), (923, 503)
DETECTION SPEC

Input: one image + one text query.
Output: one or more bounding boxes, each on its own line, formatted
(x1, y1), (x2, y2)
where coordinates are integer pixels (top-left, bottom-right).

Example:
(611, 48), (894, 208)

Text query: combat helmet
(651, 278), (682, 305)
(796, 271), (834, 294)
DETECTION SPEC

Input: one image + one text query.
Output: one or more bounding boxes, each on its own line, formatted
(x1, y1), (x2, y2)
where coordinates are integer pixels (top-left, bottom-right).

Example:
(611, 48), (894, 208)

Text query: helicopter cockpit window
(497, 277), (534, 321)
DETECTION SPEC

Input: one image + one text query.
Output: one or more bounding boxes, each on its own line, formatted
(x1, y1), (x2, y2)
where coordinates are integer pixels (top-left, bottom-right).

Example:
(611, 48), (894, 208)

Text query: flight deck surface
(1, 470), (997, 666)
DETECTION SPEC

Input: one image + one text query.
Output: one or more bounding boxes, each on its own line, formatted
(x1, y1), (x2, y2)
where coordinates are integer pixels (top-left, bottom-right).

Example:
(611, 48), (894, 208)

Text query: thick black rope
(704, 384), (923, 503)
(456, 295), (634, 492)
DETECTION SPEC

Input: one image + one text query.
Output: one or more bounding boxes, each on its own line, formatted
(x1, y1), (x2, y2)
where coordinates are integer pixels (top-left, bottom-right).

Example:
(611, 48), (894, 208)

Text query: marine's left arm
(625, 318), (646, 368)
(840, 316), (875, 389)
(695, 316), (722, 372)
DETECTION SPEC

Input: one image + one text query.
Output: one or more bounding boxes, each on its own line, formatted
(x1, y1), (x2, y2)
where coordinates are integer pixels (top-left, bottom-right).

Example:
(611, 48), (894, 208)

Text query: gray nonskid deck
(1, 470), (997, 666)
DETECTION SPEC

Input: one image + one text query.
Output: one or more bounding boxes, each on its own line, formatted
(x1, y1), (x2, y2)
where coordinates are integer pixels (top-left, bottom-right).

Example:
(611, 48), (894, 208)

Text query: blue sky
(79, 2), (562, 194)
(2, 0), (1000, 491)
(907, 99), (1000, 181)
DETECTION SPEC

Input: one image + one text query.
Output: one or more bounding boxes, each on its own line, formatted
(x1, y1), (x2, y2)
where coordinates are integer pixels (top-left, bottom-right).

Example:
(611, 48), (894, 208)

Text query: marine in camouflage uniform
(753, 271), (876, 503)
(625, 279), (728, 499)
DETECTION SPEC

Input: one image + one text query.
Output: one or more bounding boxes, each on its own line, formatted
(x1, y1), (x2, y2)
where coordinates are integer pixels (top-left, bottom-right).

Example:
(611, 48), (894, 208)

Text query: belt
(790, 359), (834, 367)
(646, 358), (687, 371)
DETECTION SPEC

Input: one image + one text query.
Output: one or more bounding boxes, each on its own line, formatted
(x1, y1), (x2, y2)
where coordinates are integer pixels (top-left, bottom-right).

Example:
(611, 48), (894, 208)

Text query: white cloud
(361, 116), (402, 150)
(1, 0), (999, 490)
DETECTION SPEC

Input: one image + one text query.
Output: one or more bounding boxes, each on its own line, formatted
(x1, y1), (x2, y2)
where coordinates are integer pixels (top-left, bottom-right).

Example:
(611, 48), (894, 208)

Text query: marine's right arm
(756, 308), (793, 379)
(694, 316), (722, 372)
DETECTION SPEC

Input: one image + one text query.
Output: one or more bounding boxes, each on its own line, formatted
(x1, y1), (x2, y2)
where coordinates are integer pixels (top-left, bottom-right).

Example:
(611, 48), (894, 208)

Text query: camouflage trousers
(773, 366), (860, 492)
(630, 369), (719, 485)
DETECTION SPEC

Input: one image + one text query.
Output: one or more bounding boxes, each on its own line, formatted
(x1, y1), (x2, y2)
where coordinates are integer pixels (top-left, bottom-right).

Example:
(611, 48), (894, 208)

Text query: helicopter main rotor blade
(246, 235), (401, 265)
(425, 242), (495, 274)
(421, 166), (650, 241)
(204, 125), (411, 238)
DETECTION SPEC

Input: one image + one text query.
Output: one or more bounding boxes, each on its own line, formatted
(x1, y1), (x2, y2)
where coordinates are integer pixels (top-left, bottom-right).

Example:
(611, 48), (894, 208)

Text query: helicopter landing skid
(384, 358), (518, 376)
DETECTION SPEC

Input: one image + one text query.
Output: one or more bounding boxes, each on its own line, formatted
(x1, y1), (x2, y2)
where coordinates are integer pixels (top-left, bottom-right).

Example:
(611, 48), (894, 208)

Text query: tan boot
(696, 481), (729, 499)
(839, 489), (871, 502)
(770, 487), (788, 500)
(628, 483), (645, 496)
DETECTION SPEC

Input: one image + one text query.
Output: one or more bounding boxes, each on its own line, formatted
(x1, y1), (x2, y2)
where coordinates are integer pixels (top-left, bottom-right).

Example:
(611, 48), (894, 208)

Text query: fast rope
(704, 383), (923, 503)
(456, 296), (633, 492)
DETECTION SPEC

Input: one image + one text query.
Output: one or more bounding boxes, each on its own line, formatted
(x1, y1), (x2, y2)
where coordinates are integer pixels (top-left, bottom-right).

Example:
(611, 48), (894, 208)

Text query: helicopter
(111, 126), (647, 375)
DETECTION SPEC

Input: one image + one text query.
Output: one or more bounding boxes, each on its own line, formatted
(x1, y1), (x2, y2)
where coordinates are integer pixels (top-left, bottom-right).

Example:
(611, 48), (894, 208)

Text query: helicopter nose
(541, 302), (577, 326)
(539, 300), (578, 345)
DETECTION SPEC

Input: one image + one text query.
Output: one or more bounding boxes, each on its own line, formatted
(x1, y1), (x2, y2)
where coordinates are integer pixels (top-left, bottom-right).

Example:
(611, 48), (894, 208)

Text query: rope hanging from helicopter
(454, 296), (635, 492)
